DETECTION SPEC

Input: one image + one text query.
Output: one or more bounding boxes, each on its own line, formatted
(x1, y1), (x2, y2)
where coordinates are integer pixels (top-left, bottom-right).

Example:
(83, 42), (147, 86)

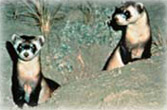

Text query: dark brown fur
(103, 2), (152, 70)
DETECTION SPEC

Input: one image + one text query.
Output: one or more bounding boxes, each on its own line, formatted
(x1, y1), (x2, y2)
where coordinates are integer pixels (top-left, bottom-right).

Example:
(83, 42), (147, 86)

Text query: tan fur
(17, 56), (40, 92)
(106, 47), (124, 70)
(131, 48), (144, 59)
(17, 56), (40, 80)
(38, 79), (52, 104)
(104, 4), (151, 71)
(17, 55), (52, 103)
(24, 84), (32, 95)
(126, 12), (150, 59)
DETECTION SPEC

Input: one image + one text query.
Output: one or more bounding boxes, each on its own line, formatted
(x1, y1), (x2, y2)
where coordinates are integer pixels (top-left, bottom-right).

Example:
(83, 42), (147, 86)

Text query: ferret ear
(11, 34), (20, 43)
(114, 6), (120, 13)
(136, 2), (144, 13)
(115, 6), (119, 10)
(38, 35), (45, 46)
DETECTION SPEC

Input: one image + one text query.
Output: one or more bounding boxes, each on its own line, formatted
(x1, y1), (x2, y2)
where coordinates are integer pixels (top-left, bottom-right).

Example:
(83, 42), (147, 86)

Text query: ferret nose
(24, 52), (29, 57)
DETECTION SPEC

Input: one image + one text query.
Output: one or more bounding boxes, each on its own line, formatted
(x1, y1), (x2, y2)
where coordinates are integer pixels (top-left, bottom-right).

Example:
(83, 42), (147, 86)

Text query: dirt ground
(0, 0), (167, 110)
(0, 44), (166, 110)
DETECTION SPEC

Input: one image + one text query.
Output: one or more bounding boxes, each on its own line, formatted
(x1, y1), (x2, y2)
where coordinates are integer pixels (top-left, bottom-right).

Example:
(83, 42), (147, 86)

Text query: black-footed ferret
(103, 1), (152, 70)
(6, 34), (60, 108)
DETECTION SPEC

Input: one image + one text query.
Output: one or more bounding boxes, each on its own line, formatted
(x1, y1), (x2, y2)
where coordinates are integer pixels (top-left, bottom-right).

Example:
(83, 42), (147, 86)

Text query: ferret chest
(125, 25), (150, 49)
(17, 57), (40, 81)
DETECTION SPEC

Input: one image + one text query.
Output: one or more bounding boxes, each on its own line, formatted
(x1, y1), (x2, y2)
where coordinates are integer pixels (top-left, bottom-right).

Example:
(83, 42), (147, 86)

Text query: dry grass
(20, 0), (63, 37)
(152, 26), (166, 55)
(78, 1), (95, 25)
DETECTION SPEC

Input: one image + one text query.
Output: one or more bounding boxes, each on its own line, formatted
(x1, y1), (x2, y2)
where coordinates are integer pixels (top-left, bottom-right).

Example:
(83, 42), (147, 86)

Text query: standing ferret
(6, 34), (60, 108)
(103, 1), (152, 71)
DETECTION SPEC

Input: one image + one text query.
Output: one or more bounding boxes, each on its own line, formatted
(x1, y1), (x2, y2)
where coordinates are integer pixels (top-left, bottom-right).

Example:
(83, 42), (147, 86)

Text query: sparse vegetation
(20, 0), (64, 36)
(0, 1), (166, 110)
(78, 1), (95, 25)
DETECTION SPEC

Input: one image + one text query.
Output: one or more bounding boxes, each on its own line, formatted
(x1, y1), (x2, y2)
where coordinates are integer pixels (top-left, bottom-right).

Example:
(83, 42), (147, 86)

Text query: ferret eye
(17, 44), (22, 52)
(31, 44), (36, 49)
(31, 44), (37, 53)
(19, 45), (22, 49)
(124, 10), (130, 19)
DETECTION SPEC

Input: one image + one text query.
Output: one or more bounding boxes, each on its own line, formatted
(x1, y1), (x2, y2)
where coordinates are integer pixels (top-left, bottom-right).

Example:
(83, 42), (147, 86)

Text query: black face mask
(123, 10), (131, 19)
(17, 43), (37, 54)
(114, 7), (131, 20)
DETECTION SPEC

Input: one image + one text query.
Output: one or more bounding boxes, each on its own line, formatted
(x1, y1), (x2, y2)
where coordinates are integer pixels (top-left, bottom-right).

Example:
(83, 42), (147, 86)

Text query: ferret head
(112, 1), (146, 26)
(11, 34), (45, 61)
